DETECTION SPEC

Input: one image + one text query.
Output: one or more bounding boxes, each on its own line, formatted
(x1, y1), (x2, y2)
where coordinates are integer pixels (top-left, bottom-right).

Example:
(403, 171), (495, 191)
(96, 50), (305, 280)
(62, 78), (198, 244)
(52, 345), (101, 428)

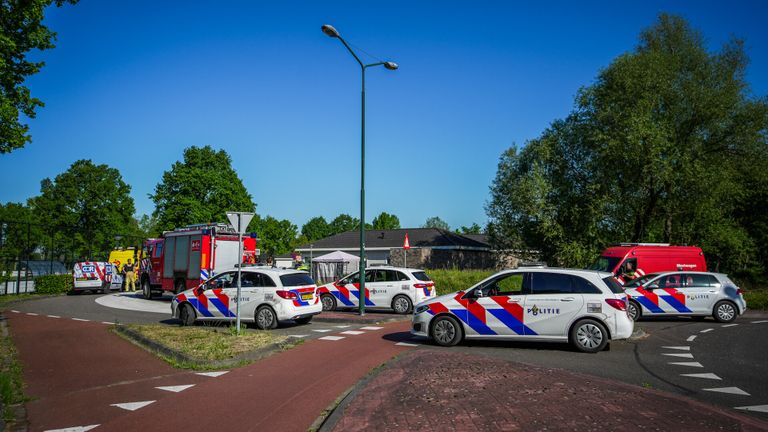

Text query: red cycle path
(7, 311), (413, 432)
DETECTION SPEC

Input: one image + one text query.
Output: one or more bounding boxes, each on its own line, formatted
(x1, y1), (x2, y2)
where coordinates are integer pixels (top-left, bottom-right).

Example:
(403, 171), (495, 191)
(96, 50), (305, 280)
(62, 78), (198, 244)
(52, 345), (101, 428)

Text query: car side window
(658, 274), (683, 289)
(478, 273), (526, 297)
(374, 270), (389, 282)
(530, 272), (573, 295)
(258, 273), (277, 287)
(209, 272), (235, 289)
(571, 276), (602, 294)
(684, 274), (719, 288)
(240, 273), (259, 288)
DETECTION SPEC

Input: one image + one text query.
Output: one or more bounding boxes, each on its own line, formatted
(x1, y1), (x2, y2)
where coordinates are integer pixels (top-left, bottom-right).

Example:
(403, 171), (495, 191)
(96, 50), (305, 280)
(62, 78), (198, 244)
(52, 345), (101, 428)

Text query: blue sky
(1, 1), (766, 231)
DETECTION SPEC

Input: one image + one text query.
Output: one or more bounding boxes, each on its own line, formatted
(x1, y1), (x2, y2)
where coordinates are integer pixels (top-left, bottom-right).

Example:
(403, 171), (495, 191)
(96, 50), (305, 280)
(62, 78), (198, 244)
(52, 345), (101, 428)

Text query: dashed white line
(71, 318), (89, 322)
(10, 310), (20, 313)
(681, 373), (722, 380)
(319, 336), (345, 341)
(287, 334), (309, 338)
(195, 371), (229, 378)
(156, 384), (195, 393)
(662, 346), (690, 351)
(360, 326), (383, 330)
(334, 325), (351, 328)
(395, 342), (419, 347)
(722, 324), (739, 327)
(111, 400), (156, 411)
(101, 322), (115, 325)
(312, 329), (332, 333)
(44, 424), (100, 432)
(687, 335), (697, 342)
(735, 405), (768, 413)
(700, 328), (714, 333)
(662, 353), (694, 358)
(669, 362), (704, 367)
(47, 315), (61, 318)
(752, 320), (768, 324)
(702, 387), (750, 396)
(26, 312), (38, 316)
(340, 330), (365, 335)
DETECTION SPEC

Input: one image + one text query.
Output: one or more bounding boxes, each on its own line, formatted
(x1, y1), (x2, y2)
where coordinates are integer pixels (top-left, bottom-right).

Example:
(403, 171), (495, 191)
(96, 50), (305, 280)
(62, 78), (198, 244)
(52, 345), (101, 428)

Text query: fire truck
(139, 223), (257, 299)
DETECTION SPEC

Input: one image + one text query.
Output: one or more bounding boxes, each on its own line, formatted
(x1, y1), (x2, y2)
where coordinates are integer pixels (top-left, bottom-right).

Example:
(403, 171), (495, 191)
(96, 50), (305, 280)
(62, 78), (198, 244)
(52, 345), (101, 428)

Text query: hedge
(427, 269), (494, 296)
(33, 275), (73, 295)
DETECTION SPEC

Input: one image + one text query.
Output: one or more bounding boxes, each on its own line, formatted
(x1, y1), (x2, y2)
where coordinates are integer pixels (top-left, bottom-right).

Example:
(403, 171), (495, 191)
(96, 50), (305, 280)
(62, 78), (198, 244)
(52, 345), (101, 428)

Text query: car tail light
(414, 283), (434, 289)
(605, 298), (627, 311)
(275, 290), (298, 300)
(737, 288), (743, 296)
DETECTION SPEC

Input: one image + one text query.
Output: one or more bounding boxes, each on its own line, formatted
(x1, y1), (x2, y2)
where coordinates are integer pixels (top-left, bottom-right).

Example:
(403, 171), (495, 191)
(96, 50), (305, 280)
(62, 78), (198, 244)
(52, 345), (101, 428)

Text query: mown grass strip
(0, 316), (29, 425)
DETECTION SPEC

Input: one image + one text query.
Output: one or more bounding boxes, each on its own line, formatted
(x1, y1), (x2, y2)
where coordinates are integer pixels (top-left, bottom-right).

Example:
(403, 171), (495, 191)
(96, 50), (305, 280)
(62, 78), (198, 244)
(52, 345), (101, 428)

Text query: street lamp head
(384, 61), (399, 70)
(321, 24), (340, 38)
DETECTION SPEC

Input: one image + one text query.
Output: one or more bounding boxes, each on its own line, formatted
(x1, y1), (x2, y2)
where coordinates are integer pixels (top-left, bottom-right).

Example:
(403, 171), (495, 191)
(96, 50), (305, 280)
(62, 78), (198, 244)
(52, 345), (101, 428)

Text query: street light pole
(322, 24), (397, 316)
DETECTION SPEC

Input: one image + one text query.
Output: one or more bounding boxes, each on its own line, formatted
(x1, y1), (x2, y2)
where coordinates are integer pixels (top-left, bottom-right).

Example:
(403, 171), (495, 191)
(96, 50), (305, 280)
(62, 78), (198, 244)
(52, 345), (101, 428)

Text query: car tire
(392, 295), (413, 314)
(430, 315), (463, 347)
(142, 278), (153, 300)
(713, 300), (737, 323)
(627, 300), (642, 321)
(320, 294), (337, 312)
(255, 306), (278, 330)
(295, 316), (312, 325)
(570, 319), (609, 353)
(179, 303), (196, 326)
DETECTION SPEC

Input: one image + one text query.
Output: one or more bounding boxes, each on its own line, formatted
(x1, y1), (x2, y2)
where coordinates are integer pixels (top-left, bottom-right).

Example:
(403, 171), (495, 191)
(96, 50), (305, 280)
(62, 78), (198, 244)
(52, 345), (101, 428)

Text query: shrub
(33, 274), (73, 295)
(427, 269), (494, 296)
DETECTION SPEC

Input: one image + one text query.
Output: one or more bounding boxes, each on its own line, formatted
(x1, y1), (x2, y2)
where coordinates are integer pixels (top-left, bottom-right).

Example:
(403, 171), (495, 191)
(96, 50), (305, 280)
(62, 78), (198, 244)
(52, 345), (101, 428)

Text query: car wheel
(321, 294), (337, 312)
(179, 304), (196, 326)
(570, 319), (608, 353)
(295, 316), (312, 325)
(255, 306), (278, 330)
(142, 278), (153, 300)
(392, 295), (413, 314)
(627, 300), (642, 321)
(713, 301), (737, 323)
(430, 315), (462, 347)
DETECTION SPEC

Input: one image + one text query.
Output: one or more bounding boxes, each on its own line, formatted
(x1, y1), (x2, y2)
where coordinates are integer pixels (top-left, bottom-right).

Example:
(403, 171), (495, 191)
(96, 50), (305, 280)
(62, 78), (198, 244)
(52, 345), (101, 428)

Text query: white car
(411, 268), (633, 353)
(317, 267), (436, 314)
(623, 271), (747, 323)
(171, 267), (321, 329)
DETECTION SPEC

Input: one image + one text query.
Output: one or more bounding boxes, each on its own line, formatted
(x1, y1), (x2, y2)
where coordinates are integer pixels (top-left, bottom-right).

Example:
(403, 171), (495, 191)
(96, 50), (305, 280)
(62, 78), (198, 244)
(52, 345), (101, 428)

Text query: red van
(589, 243), (706, 284)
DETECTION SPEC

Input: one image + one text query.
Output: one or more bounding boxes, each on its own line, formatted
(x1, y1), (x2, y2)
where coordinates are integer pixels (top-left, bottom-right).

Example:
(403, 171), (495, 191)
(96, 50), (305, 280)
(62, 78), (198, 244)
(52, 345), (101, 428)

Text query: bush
(744, 290), (768, 311)
(33, 274), (73, 295)
(427, 269), (494, 296)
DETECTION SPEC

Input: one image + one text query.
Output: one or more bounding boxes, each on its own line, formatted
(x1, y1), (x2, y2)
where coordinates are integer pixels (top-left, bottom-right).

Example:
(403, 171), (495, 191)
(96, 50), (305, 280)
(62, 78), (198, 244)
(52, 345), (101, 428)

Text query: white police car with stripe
(171, 267), (321, 329)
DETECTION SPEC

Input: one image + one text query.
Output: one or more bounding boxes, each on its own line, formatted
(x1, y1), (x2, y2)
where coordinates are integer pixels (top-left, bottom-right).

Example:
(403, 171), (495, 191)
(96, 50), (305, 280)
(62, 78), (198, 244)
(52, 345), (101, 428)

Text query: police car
(411, 268), (633, 353)
(623, 271), (746, 323)
(171, 267), (321, 329)
(317, 267), (436, 314)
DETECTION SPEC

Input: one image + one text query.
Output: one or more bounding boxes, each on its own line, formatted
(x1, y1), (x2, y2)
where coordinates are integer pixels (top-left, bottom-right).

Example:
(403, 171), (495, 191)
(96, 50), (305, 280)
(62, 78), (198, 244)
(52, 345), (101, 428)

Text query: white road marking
(735, 405), (768, 413)
(312, 329), (332, 333)
(72, 318), (89, 322)
(101, 322), (115, 325)
(360, 326), (383, 330)
(334, 325), (351, 328)
(26, 312), (38, 316)
(700, 328), (714, 333)
(722, 324), (739, 327)
(687, 335), (697, 342)
(662, 353), (694, 358)
(395, 342), (419, 347)
(752, 320), (768, 324)
(319, 336), (345, 341)
(288, 334), (309, 338)
(702, 387), (750, 396)
(669, 362), (704, 367)
(340, 330), (365, 335)
(45, 424), (100, 432)
(195, 371), (229, 378)
(111, 400), (156, 411)
(156, 384), (195, 393)
(10, 310), (20, 313)
(681, 373), (722, 380)
(47, 315), (61, 318)
(662, 346), (690, 351)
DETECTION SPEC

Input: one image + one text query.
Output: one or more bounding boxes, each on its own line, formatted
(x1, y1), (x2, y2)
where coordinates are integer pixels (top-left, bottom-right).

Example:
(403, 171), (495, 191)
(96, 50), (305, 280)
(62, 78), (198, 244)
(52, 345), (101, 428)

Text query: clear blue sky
(1, 1), (766, 230)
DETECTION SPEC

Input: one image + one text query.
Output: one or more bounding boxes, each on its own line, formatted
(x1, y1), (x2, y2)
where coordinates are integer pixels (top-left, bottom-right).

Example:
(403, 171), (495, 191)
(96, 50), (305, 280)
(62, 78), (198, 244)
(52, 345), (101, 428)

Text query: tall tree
(301, 216), (331, 241)
(487, 14), (768, 275)
(457, 223), (483, 235)
(1, 0), (78, 153)
(329, 214), (359, 235)
(151, 145), (255, 231)
(423, 216), (450, 231)
(248, 215), (297, 258)
(371, 212), (401, 230)
(28, 160), (136, 260)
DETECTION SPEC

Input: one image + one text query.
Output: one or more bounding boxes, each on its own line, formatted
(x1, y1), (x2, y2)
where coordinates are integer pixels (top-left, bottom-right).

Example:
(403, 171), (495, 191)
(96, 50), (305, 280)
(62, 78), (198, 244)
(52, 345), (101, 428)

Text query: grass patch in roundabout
(115, 324), (296, 370)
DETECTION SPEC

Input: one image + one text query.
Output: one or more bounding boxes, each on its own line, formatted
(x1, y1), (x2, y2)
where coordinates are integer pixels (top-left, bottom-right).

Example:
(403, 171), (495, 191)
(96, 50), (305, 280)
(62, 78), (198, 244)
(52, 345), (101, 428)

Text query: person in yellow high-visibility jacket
(123, 259), (136, 292)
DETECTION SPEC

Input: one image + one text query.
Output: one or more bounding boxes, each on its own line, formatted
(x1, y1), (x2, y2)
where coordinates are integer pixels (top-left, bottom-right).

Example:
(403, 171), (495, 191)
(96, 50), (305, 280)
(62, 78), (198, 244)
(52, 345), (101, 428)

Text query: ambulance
(588, 243), (706, 284)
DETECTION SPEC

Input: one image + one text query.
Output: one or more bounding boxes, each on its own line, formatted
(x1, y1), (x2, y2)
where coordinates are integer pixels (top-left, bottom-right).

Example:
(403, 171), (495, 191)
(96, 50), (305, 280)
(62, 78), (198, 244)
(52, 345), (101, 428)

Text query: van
(588, 243), (706, 284)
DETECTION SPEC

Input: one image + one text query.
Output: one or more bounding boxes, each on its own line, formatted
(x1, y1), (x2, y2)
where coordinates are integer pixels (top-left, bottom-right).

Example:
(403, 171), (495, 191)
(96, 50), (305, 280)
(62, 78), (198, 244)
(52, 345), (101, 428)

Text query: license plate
(301, 293), (313, 301)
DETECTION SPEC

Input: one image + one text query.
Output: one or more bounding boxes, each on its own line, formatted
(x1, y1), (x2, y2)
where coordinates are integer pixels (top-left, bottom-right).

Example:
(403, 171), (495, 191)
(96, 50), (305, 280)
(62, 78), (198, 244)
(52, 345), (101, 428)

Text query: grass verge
(744, 289), (768, 310)
(0, 294), (37, 310)
(0, 318), (28, 425)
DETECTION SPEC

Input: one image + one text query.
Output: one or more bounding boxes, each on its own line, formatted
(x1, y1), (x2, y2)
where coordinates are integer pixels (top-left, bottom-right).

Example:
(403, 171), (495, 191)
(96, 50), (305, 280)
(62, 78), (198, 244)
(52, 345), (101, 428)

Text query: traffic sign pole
(226, 211), (255, 335)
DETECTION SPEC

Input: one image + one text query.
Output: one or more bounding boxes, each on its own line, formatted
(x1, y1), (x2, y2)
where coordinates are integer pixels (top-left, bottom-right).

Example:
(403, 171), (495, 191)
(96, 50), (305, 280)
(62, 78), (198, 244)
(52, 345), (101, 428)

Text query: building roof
(295, 228), (490, 252)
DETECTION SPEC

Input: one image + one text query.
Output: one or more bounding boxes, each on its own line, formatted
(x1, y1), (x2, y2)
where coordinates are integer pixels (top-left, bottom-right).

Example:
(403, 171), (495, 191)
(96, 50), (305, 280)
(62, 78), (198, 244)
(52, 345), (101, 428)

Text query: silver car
(623, 272), (746, 323)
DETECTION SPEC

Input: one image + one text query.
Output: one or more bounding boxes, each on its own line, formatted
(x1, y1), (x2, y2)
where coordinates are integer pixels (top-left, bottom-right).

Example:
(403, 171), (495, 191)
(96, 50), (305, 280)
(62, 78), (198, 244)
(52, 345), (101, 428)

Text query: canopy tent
(311, 250), (360, 284)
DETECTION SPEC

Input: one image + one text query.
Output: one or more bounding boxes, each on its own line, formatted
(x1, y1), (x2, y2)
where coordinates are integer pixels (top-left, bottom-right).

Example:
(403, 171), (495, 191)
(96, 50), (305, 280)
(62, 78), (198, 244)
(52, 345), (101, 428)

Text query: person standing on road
(123, 259), (136, 292)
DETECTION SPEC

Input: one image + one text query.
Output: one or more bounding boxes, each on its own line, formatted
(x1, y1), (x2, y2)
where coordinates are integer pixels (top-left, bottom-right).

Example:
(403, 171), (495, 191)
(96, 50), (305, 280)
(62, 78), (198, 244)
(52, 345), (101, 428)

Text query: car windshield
(279, 273), (315, 287)
(412, 271), (431, 282)
(588, 256), (621, 273)
(623, 273), (659, 288)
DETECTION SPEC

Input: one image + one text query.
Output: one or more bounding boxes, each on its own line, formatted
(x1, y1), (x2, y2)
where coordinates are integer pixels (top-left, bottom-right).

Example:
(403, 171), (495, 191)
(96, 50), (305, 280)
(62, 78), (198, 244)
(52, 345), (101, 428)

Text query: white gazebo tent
(312, 250), (360, 284)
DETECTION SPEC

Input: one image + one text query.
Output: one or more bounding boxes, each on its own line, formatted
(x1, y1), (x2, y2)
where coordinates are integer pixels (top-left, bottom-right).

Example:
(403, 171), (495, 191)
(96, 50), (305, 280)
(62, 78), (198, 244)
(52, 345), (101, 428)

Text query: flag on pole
(404, 233), (410, 250)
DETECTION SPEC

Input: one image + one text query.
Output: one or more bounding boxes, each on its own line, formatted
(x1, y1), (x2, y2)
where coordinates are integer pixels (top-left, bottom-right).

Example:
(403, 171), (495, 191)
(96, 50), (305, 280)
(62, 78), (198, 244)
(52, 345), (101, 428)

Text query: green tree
(248, 215), (298, 258)
(487, 14), (768, 274)
(151, 146), (255, 231)
(371, 212), (401, 230)
(423, 216), (450, 231)
(28, 160), (136, 260)
(1, 0), (77, 153)
(0, 202), (43, 263)
(329, 214), (359, 235)
(457, 223), (483, 235)
(301, 216), (331, 241)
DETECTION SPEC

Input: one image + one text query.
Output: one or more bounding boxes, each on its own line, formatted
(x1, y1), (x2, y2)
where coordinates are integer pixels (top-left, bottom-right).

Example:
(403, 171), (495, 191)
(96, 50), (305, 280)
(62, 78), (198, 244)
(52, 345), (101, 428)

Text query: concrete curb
(114, 325), (300, 369)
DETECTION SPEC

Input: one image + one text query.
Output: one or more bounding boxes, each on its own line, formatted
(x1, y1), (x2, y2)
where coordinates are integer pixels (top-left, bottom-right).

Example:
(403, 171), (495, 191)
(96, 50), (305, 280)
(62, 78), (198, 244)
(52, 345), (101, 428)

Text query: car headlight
(415, 304), (430, 314)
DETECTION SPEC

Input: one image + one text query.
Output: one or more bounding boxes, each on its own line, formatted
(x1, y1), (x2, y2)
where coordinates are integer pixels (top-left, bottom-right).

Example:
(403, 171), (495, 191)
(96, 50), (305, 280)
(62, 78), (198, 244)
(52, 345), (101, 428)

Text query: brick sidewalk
(329, 350), (768, 432)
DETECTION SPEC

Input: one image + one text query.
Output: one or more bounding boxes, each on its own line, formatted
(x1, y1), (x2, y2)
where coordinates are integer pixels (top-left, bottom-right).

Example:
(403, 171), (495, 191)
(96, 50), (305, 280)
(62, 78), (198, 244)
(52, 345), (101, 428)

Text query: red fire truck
(139, 223), (257, 299)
